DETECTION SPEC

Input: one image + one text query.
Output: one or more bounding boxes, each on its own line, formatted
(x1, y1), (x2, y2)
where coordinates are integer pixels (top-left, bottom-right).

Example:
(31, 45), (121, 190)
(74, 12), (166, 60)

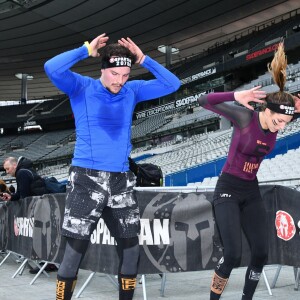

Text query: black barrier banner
(0, 194), (66, 263)
(1, 186), (300, 275)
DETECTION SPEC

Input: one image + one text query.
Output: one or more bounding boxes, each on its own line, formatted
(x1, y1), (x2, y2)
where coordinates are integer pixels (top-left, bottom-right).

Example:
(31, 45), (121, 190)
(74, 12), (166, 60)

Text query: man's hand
(118, 37), (145, 64)
(234, 86), (266, 110)
(89, 33), (109, 57)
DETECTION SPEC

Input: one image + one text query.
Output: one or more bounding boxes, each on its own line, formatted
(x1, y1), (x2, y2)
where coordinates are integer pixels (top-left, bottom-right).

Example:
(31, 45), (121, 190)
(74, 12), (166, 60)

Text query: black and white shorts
(62, 166), (140, 240)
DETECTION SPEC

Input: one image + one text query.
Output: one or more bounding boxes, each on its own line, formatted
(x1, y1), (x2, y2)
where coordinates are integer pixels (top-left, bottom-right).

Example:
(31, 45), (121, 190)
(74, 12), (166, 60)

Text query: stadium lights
(15, 73), (34, 80)
(15, 73), (34, 104)
(157, 45), (179, 54)
(158, 45), (180, 68)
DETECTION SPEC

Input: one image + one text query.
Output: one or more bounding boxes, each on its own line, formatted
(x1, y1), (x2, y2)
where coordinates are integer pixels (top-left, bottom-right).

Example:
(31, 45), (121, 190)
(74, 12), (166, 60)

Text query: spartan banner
(0, 185), (300, 275)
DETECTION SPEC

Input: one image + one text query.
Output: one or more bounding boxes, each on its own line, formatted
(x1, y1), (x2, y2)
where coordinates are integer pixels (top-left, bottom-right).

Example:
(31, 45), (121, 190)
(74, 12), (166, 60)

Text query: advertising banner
(1, 186), (300, 274)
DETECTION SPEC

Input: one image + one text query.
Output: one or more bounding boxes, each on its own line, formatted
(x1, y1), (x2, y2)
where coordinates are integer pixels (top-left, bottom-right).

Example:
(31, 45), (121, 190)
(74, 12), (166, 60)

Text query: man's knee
(117, 237), (140, 275)
(58, 237), (89, 278)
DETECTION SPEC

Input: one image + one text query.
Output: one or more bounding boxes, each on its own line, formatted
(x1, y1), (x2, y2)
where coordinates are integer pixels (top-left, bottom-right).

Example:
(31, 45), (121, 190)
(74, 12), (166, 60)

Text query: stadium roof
(0, 0), (299, 102)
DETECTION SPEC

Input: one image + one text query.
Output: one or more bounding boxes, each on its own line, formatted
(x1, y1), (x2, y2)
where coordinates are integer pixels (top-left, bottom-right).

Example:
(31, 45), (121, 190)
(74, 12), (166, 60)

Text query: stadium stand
(171, 11), (300, 83)
(0, 129), (75, 162)
(1, 10), (300, 188)
(188, 146), (300, 189)
(153, 107), (218, 134)
(2, 5), (300, 300)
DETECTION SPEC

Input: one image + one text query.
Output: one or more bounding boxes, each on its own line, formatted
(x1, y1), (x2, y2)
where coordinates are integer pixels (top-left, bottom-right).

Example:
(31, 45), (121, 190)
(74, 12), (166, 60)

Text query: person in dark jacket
(0, 156), (46, 201)
(1, 156), (58, 273)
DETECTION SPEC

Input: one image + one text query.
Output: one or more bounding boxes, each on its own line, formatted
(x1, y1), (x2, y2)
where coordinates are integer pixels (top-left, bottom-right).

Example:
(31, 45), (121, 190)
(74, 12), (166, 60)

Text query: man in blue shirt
(45, 33), (180, 300)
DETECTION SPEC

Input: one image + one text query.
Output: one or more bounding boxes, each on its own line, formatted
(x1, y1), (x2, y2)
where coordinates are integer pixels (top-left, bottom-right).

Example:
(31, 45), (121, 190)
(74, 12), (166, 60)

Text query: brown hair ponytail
(267, 42), (287, 92)
(264, 42), (294, 109)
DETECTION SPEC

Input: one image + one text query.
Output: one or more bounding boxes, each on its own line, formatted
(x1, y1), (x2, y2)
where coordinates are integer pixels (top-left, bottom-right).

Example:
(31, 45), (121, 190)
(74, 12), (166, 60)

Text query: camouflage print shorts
(62, 166), (140, 240)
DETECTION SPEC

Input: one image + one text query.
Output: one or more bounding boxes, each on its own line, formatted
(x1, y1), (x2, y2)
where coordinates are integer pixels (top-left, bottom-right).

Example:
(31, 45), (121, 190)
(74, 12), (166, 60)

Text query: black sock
(56, 275), (77, 300)
(118, 273), (137, 300)
(210, 291), (221, 300)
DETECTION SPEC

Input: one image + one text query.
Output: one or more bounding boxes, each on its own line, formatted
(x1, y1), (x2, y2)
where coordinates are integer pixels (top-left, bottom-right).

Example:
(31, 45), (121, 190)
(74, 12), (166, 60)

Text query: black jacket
(10, 157), (46, 201)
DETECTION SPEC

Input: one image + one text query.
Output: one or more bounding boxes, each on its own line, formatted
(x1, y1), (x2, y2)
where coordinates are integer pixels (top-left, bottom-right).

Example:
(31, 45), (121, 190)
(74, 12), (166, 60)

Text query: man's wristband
(138, 55), (145, 64)
(84, 41), (92, 56)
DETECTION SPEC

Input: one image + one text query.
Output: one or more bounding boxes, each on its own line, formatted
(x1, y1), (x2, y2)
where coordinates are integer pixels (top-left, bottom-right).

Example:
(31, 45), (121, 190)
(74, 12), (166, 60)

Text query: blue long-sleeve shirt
(44, 45), (180, 171)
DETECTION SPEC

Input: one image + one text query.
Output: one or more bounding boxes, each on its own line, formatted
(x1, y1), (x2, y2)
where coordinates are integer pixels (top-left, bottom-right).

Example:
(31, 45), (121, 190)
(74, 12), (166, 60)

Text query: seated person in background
(0, 156), (46, 201)
(0, 156), (57, 273)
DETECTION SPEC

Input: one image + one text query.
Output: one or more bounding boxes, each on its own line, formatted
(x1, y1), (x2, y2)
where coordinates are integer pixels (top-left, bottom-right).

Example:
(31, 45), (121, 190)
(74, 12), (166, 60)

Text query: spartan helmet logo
(172, 193), (214, 270)
(142, 192), (218, 273)
(275, 210), (296, 241)
(32, 194), (61, 261)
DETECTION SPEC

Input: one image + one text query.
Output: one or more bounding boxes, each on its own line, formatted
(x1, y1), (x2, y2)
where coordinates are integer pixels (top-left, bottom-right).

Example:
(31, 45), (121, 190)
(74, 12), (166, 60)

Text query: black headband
(101, 56), (132, 69)
(266, 102), (294, 115)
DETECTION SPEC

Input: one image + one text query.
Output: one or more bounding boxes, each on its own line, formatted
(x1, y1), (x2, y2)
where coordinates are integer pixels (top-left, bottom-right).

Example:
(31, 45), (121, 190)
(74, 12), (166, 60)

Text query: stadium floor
(0, 255), (299, 300)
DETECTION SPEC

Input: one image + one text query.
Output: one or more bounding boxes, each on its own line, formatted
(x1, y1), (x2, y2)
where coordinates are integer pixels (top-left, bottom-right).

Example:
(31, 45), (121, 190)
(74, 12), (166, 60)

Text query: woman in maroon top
(198, 43), (297, 300)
